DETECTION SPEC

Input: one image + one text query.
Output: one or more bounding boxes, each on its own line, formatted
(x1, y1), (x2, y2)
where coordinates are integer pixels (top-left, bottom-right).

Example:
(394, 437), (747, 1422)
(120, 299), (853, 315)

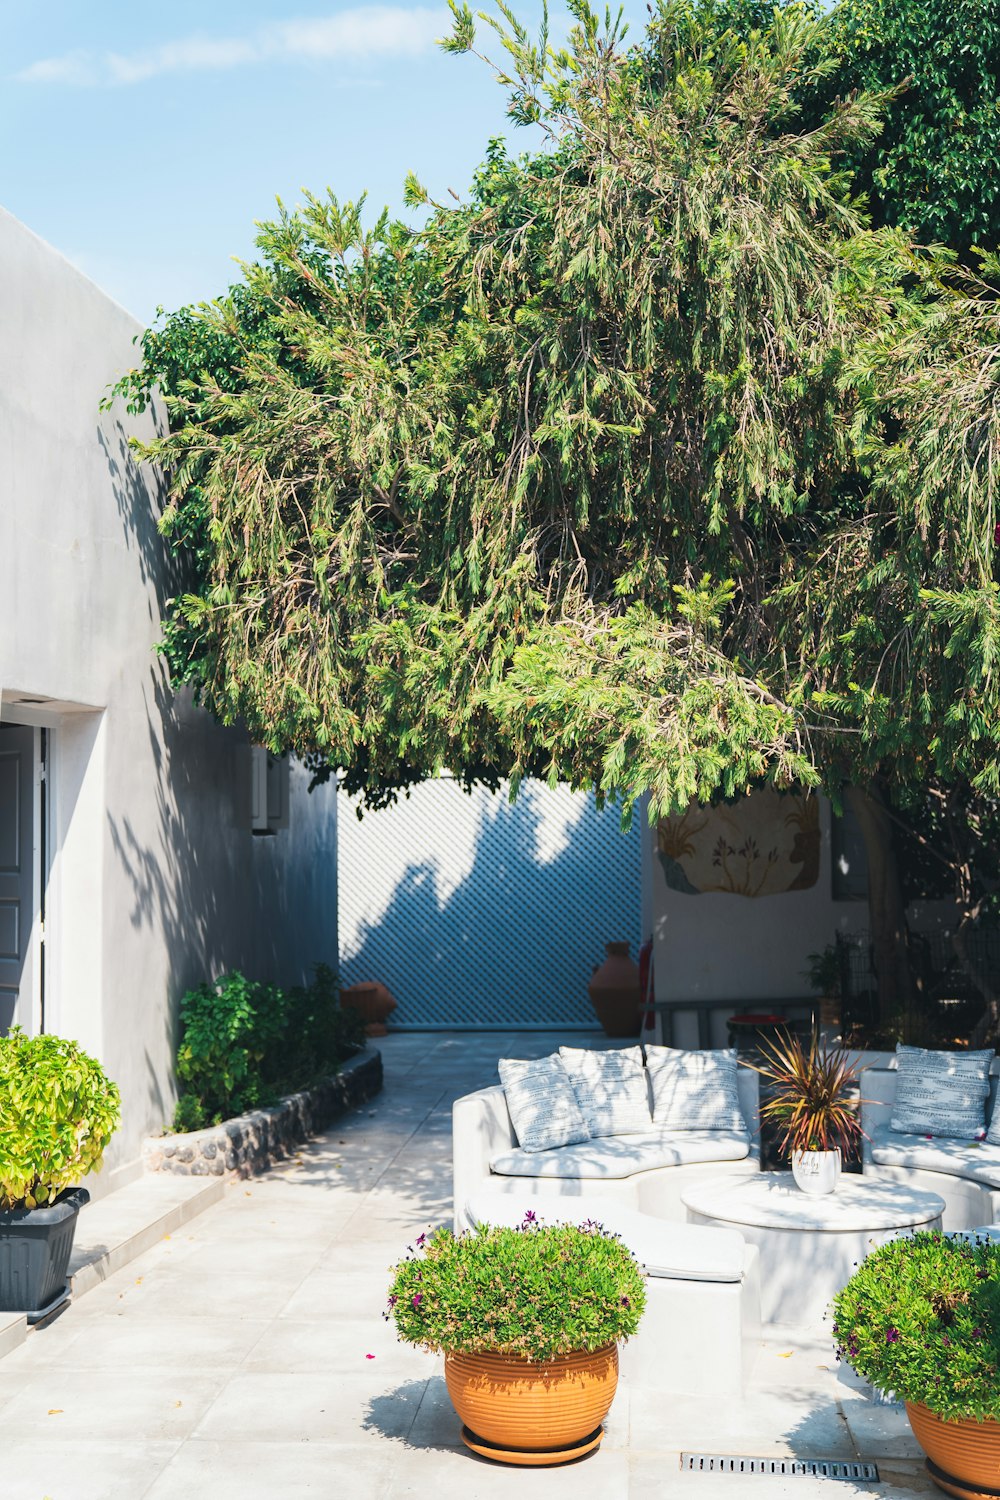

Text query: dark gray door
(0, 726), (33, 1033)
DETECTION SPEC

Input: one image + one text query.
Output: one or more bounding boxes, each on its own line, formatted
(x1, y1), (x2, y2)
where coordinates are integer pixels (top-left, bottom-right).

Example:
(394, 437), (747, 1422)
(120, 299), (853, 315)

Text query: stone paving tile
(242, 1313), (431, 1377)
(0, 1439), (182, 1500)
(383, 1443), (631, 1498)
(2, 1313), (272, 1373)
(0, 1368), (227, 1441)
(142, 1439), (396, 1500)
(191, 1370), (428, 1444)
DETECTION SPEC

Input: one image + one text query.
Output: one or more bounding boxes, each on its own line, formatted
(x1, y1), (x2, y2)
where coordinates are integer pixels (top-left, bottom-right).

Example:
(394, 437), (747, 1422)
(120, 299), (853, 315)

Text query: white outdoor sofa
(451, 1065), (762, 1393)
(452, 1065), (761, 1227)
(861, 1061), (1000, 1230)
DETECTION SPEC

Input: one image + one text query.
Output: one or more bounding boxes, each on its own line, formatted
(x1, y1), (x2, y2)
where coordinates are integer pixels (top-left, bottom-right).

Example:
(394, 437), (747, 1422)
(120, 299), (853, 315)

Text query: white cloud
(15, 8), (446, 87)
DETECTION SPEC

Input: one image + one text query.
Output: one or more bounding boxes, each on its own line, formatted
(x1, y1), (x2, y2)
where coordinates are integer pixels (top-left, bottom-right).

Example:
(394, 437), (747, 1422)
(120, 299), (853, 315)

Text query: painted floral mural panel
(657, 790), (820, 898)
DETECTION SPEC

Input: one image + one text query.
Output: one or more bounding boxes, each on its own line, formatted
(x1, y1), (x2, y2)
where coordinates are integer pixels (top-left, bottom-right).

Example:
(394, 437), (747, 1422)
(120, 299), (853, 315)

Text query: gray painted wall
(0, 207), (338, 1189)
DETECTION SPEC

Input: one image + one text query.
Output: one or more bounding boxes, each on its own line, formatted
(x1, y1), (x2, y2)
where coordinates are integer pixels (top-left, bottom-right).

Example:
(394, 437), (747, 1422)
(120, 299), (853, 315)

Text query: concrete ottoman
(464, 1190), (761, 1396)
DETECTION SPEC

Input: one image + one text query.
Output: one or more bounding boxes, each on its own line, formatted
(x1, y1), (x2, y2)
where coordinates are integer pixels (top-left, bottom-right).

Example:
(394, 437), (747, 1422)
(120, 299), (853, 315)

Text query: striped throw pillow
(645, 1046), (747, 1132)
(558, 1046), (652, 1137)
(498, 1055), (591, 1153)
(891, 1045), (994, 1139)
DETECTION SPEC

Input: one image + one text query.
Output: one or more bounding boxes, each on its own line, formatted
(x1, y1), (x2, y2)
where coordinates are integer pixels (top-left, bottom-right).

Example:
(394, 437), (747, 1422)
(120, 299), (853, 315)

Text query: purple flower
(885, 1327), (899, 1344)
(416, 1233), (428, 1247)
(412, 1293), (423, 1309)
(621, 1296), (630, 1308)
(522, 1210), (537, 1226)
(941, 1335), (950, 1347)
(387, 1294), (398, 1307)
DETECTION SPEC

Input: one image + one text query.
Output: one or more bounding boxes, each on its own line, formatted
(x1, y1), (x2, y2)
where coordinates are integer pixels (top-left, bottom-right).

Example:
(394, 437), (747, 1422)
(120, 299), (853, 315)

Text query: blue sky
(1, 0), (645, 327)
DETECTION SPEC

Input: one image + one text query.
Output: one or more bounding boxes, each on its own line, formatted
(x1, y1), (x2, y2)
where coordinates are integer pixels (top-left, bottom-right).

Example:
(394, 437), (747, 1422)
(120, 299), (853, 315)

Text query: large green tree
(118, 0), (1000, 1033)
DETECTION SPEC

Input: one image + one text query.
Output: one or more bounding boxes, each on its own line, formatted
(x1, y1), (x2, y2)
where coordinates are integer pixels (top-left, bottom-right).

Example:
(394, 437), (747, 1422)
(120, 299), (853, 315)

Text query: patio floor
(0, 1032), (937, 1498)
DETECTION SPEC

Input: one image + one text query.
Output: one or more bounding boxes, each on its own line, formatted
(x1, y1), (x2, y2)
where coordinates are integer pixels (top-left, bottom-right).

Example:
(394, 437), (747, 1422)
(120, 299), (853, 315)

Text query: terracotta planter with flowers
(387, 1213), (644, 1465)
(834, 1231), (1000, 1499)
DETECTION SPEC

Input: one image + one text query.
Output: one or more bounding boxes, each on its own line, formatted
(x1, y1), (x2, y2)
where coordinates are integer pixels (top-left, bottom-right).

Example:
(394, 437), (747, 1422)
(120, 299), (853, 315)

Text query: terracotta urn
(444, 1344), (618, 1466)
(340, 981), (397, 1036)
(905, 1401), (1000, 1498)
(588, 942), (642, 1038)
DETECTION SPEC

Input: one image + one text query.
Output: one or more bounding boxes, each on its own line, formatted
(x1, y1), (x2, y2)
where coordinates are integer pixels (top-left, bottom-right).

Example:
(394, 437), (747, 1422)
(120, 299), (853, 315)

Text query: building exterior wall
(0, 207), (338, 1190)
(339, 776), (642, 1027)
(646, 792), (953, 1046)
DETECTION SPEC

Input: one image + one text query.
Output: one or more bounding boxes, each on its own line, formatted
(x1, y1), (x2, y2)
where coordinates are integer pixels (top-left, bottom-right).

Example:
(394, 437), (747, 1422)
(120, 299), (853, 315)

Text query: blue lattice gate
(338, 777), (642, 1028)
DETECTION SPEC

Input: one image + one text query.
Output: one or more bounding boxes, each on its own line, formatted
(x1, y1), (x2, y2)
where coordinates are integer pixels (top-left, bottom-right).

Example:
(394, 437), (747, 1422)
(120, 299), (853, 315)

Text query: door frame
(0, 721), (47, 1035)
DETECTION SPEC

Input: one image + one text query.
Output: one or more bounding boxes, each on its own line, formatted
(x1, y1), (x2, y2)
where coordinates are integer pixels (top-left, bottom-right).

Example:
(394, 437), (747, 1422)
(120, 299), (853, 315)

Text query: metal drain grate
(682, 1454), (880, 1482)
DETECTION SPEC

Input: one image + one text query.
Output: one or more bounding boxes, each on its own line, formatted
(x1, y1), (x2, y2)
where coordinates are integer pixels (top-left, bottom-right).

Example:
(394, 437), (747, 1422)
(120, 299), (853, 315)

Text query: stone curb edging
(142, 1048), (383, 1179)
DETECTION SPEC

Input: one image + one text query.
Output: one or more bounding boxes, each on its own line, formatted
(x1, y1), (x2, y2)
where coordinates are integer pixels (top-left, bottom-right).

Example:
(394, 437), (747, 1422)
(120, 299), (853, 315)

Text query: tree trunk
(844, 784), (919, 1038)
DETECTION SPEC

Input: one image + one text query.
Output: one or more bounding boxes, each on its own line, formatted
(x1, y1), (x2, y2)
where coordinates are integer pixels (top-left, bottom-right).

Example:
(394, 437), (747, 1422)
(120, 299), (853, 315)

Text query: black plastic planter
(0, 1187), (90, 1316)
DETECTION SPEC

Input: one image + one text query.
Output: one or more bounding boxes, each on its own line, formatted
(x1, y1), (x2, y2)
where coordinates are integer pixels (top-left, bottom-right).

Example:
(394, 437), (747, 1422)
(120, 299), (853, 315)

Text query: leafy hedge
(386, 1215), (646, 1362)
(833, 1231), (1000, 1420)
(172, 964), (363, 1131)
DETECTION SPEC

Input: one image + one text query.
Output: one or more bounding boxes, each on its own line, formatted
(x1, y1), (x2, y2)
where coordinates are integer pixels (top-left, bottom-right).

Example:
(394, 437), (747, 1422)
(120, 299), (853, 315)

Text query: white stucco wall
(0, 208), (338, 1188)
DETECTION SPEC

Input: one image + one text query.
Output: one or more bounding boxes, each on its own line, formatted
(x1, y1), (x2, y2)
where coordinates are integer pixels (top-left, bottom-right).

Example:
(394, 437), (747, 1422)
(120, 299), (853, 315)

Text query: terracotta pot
(905, 1401), (1000, 1498)
(340, 981), (397, 1037)
(588, 942), (641, 1038)
(791, 1148), (842, 1196)
(444, 1345), (618, 1465)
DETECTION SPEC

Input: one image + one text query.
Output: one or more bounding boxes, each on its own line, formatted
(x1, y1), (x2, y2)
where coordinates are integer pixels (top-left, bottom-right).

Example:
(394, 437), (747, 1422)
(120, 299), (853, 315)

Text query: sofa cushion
(869, 1123), (1000, 1188)
(464, 1192), (747, 1282)
(497, 1055), (590, 1153)
(645, 1046), (747, 1132)
(490, 1128), (751, 1180)
(558, 1046), (652, 1137)
(985, 1084), (1000, 1148)
(891, 1045), (994, 1139)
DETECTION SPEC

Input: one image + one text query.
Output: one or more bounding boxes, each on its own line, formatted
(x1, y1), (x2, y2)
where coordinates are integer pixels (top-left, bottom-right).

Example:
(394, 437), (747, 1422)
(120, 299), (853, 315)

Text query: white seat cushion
(869, 1123), (1000, 1188)
(464, 1192), (747, 1282)
(490, 1129), (751, 1180)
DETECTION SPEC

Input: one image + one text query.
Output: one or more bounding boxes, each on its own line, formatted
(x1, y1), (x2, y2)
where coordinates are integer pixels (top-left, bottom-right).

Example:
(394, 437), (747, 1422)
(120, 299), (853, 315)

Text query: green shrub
(0, 1028), (122, 1211)
(833, 1232), (1000, 1420)
(386, 1214), (646, 1362)
(172, 964), (363, 1129)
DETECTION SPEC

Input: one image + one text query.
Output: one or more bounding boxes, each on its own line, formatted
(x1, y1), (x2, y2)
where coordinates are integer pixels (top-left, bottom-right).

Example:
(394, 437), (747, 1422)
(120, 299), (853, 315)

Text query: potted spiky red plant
(750, 1028), (863, 1194)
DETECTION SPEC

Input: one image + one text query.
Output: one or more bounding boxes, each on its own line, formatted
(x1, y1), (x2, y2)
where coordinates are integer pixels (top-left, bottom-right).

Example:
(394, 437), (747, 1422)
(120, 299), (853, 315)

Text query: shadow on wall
(99, 419), (336, 1137)
(341, 785), (642, 1029)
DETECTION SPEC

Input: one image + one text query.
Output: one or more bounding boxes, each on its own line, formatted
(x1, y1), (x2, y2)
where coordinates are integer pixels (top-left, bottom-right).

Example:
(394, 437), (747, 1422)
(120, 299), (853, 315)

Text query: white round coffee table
(681, 1173), (945, 1326)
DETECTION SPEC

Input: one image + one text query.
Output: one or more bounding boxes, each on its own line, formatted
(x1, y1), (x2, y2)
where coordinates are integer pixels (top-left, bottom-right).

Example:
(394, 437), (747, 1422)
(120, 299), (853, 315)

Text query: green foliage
(386, 1214), (646, 1361)
(833, 1232), (1000, 1420)
(0, 1029), (122, 1211)
(750, 1028), (862, 1156)
(116, 1), (890, 819)
(804, 944), (842, 999)
(815, 0), (1000, 256)
(172, 964), (362, 1129)
(710, 0), (1000, 257)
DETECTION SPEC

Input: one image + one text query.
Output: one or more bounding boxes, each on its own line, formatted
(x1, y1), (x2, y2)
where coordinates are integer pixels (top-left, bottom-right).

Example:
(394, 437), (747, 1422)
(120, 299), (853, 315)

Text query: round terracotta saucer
(461, 1424), (604, 1467)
